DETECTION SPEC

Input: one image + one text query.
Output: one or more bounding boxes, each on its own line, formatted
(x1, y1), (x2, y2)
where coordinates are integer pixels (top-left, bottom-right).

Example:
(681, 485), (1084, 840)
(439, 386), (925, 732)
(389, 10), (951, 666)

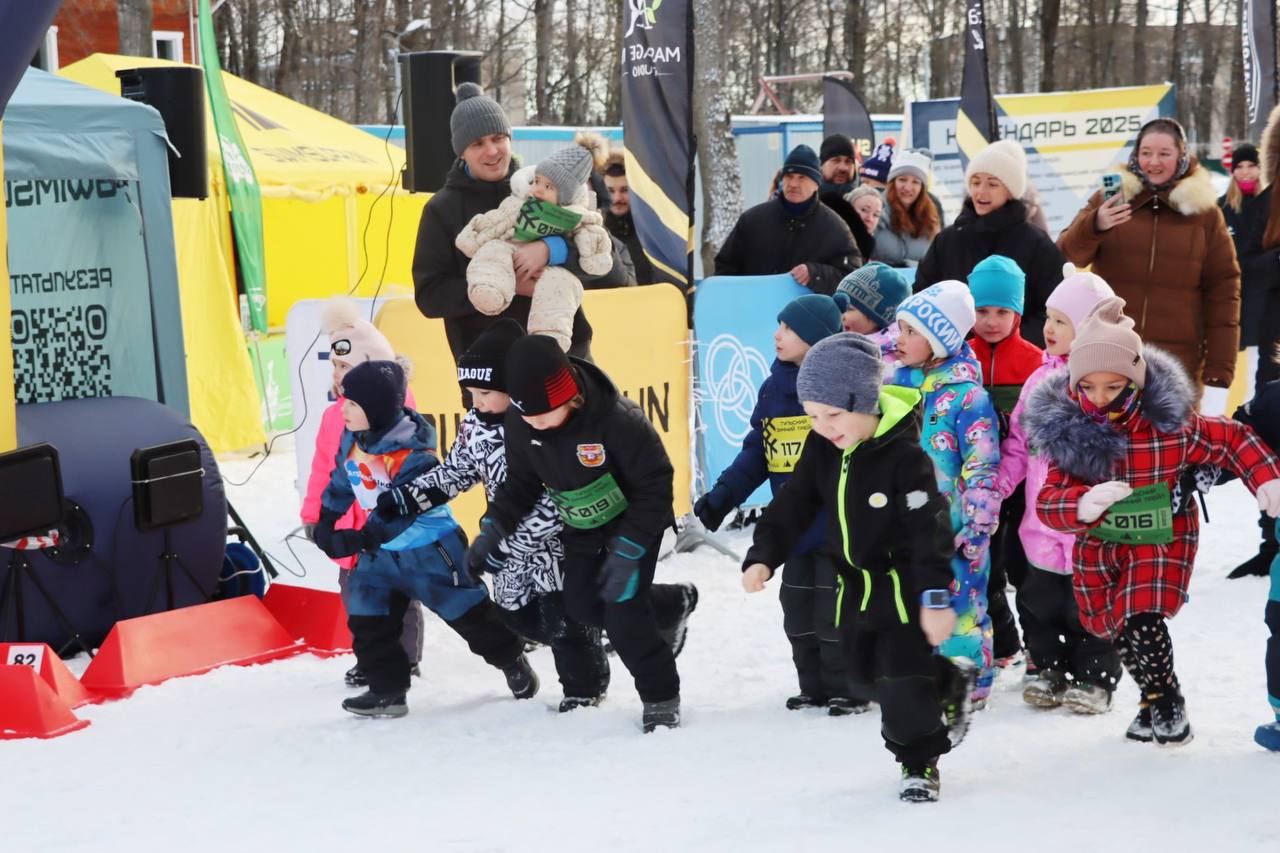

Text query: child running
(1026, 298), (1280, 745)
(742, 333), (976, 802)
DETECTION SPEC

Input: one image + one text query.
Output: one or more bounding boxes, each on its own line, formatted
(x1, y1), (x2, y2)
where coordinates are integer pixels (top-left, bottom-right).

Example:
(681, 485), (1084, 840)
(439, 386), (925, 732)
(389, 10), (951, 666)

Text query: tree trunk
(1133, 0), (1148, 84)
(692, 0), (742, 270)
(605, 0), (623, 123)
(1008, 0), (1025, 92)
(844, 0), (870, 91)
(117, 0), (153, 57)
(1171, 0), (1188, 123)
(564, 0), (582, 124)
(240, 0), (261, 85)
(927, 1), (949, 98)
(1228, 0), (1246, 138)
(535, 0), (553, 122)
(1040, 0), (1062, 92)
(214, 2), (239, 77)
(276, 0), (303, 101)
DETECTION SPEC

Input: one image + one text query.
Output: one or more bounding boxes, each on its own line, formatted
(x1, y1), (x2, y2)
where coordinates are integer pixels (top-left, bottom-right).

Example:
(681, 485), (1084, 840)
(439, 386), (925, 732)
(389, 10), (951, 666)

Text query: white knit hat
(896, 280), (977, 359)
(888, 149), (932, 184)
(965, 139), (1027, 200)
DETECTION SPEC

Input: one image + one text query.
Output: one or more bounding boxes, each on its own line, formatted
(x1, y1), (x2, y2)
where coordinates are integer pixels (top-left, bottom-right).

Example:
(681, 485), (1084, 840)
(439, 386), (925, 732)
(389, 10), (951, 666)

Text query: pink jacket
(996, 353), (1075, 575)
(301, 389), (417, 570)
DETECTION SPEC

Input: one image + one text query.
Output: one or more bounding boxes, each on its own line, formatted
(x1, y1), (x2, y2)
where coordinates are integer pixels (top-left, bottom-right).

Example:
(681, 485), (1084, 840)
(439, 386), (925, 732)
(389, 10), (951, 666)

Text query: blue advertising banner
(693, 274), (807, 506)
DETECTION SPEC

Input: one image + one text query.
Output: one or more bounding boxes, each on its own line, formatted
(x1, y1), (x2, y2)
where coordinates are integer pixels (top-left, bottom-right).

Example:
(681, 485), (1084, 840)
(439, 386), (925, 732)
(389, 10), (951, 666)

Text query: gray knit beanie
(450, 82), (512, 157)
(536, 146), (593, 204)
(796, 332), (883, 415)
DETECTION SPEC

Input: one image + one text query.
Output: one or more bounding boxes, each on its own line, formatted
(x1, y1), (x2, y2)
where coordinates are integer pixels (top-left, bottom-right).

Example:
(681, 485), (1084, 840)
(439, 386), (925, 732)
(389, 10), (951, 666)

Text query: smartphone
(1101, 172), (1123, 202)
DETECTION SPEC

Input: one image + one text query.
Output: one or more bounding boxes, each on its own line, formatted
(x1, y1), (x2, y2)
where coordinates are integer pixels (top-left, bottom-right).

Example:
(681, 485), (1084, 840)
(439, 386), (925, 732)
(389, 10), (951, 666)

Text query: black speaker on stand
(116, 66), (209, 199)
(131, 440), (211, 614)
(399, 50), (483, 193)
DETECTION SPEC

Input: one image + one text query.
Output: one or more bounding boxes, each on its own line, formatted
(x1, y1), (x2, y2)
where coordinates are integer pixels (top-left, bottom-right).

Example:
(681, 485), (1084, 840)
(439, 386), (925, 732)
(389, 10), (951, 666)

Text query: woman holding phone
(1058, 118), (1241, 394)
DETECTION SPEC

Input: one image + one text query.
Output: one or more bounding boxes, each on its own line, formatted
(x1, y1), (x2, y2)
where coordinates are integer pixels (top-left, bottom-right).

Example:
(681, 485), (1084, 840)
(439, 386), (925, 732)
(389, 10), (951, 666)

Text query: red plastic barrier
(80, 596), (301, 698)
(0, 665), (90, 739)
(263, 583), (352, 656)
(0, 642), (96, 708)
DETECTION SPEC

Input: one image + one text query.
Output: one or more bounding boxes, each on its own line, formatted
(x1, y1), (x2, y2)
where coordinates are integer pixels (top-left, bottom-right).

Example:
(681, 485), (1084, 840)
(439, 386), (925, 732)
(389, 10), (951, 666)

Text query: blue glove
(693, 483), (733, 532)
(597, 536), (646, 603)
(465, 518), (510, 582)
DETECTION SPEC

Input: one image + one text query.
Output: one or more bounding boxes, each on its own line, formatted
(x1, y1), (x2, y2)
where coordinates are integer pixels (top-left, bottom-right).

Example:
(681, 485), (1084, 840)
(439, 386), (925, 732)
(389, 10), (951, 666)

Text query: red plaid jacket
(1038, 413), (1280, 639)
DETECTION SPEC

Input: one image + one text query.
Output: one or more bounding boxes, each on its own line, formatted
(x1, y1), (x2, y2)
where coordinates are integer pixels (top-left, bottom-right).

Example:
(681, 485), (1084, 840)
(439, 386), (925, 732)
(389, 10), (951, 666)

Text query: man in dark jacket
(601, 149), (655, 285)
(818, 134), (876, 261)
(411, 83), (627, 361)
(715, 144), (861, 293)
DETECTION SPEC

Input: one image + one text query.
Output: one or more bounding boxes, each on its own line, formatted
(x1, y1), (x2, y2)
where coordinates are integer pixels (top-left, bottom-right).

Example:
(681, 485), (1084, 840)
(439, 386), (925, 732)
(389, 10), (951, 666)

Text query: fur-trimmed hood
(1021, 346), (1195, 483)
(1117, 157), (1218, 216)
(1262, 104), (1280, 186)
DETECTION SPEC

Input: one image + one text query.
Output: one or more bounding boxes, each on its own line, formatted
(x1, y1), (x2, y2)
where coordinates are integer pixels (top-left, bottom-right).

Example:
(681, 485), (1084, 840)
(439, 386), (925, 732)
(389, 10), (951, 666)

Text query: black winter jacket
(819, 190), (876, 262)
(914, 198), (1066, 349)
(411, 160), (629, 357)
(605, 209), (655, 285)
(714, 196), (861, 294)
(1219, 187), (1278, 348)
(743, 386), (955, 629)
(488, 358), (674, 553)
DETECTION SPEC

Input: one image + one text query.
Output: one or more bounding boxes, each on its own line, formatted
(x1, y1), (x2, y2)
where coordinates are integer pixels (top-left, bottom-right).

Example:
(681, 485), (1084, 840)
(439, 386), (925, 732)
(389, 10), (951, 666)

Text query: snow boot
(558, 694), (605, 713)
(785, 693), (827, 710)
(1125, 702), (1154, 742)
(1254, 721), (1280, 751)
(1022, 668), (1068, 708)
(659, 583), (699, 657)
(344, 664), (367, 688)
(899, 761), (940, 803)
(1062, 681), (1113, 715)
(342, 690), (408, 718)
(828, 697), (873, 716)
(940, 657), (978, 748)
(1150, 693), (1193, 746)
(642, 697), (681, 733)
(503, 654), (540, 700)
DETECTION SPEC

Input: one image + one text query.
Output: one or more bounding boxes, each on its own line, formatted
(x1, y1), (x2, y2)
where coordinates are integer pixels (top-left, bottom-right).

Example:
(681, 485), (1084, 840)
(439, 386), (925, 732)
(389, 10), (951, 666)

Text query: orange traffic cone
(263, 584), (352, 656)
(0, 664), (90, 739)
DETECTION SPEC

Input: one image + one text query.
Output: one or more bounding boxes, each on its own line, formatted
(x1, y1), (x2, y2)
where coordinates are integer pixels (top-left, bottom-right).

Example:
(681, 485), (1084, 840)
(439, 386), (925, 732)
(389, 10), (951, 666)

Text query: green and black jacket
(743, 386), (956, 628)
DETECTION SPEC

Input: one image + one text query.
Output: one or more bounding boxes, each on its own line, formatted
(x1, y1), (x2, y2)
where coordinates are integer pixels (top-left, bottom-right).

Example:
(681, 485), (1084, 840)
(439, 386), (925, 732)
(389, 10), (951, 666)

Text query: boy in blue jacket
(695, 293), (864, 714)
(315, 360), (533, 718)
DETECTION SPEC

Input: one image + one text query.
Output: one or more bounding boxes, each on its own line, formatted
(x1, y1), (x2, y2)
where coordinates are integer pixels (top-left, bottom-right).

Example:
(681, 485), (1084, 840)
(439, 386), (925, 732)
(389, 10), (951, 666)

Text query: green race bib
(1090, 483), (1174, 545)
(513, 197), (583, 242)
(548, 472), (630, 530)
(763, 415), (811, 473)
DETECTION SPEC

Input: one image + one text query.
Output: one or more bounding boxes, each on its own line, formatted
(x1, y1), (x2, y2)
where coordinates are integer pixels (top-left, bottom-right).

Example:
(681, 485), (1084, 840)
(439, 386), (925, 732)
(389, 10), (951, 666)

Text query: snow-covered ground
(4, 436), (1277, 852)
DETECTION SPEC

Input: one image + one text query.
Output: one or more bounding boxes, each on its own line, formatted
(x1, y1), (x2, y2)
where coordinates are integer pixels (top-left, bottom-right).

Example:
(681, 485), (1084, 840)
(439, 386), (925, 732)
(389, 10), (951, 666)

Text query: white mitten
(1077, 481), (1133, 523)
(573, 213), (615, 276)
(1257, 479), (1280, 518)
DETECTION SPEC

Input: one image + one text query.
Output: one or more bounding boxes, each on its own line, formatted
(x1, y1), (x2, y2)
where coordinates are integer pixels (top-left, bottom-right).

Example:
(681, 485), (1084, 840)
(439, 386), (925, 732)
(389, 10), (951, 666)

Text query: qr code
(11, 304), (112, 403)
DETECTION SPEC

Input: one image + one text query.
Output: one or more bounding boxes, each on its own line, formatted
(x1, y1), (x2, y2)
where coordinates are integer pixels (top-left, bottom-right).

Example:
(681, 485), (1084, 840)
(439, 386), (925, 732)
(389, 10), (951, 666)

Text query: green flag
(197, 0), (267, 333)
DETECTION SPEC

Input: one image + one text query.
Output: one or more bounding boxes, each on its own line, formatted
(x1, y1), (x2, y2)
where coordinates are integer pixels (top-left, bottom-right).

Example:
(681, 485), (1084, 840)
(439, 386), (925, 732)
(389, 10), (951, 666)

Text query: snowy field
(4, 436), (1277, 852)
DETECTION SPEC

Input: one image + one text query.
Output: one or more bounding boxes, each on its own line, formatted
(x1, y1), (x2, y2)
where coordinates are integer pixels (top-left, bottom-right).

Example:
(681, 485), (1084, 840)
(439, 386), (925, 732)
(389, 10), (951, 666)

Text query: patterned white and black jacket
(404, 408), (562, 610)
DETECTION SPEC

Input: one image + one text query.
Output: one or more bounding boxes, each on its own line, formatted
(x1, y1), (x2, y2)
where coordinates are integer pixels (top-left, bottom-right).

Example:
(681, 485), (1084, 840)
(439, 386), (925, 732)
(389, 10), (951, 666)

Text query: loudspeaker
(116, 67), (209, 199)
(0, 444), (63, 542)
(399, 51), (483, 193)
(130, 440), (204, 532)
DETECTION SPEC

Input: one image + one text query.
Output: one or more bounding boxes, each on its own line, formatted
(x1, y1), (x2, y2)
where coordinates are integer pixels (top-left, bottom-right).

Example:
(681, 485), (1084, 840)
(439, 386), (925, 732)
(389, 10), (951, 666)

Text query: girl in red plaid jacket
(1023, 298), (1280, 747)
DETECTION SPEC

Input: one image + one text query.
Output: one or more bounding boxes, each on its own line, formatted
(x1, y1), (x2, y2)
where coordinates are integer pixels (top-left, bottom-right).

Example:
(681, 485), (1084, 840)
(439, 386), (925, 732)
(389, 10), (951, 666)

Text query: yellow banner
(0, 128), (14, 452)
(376, 285), (692, 535)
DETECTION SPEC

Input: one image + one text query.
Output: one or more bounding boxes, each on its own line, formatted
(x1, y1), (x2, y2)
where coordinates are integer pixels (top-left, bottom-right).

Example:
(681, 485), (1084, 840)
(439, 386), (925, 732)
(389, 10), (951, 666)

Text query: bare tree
(117, 0), (153, 57)
(1041, 0), (1062, 91)
(693, 0), (742, 269)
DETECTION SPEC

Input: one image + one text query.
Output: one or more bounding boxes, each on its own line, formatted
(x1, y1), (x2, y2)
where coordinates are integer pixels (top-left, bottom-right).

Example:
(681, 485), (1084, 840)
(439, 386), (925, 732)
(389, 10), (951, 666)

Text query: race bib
(1090, 483), (1174, 545)
(763, 415), (811, 473)
(548, 472), (630, 530)
(513, 197), (583, 242)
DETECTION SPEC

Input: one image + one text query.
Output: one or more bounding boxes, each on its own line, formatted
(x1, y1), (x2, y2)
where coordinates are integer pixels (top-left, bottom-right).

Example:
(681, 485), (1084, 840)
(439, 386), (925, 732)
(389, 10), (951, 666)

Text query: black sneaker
(344, 664), (368, 688)
(828, 697), (873, 716)
(899, 761), (941, 803)
(642, 697), (681, 733)
(342, 690), (407, 718)
(502, 654), (540, 700)
(1125, 703), (1154, 742)
(940, 658), (978, 748)
(785, 693), (827, 710)
(659, 583), (699, 657)
(1150, 694), (1193, 746)
(558, 694), (605, 713)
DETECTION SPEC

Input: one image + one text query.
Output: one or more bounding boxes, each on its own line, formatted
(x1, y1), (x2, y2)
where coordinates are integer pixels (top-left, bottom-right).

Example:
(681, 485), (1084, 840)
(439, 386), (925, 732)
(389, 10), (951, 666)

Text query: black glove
(313, 511), (340, 556)
(465, 517), (510, 582)
(597, 535), (646, 603)
(321, 528), (374, 559)
(693, 483), (733, 532)
(376, 484), (420, 522)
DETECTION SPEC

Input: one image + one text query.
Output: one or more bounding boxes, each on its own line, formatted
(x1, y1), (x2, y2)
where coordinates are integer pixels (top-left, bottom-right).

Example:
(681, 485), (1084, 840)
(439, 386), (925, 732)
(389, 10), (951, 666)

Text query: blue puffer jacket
(321, 410), (470, 589)
(715, 359), (826, 555)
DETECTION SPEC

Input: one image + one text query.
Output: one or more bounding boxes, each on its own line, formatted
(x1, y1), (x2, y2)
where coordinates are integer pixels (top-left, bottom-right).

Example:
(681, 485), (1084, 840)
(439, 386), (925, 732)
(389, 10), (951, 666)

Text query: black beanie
(342, 360), (406, 432)
(820, 133), (855, 164)
(458, 318), (524, 392)
(1233, 143), (1260, 168)
(506, 334), (580, 416)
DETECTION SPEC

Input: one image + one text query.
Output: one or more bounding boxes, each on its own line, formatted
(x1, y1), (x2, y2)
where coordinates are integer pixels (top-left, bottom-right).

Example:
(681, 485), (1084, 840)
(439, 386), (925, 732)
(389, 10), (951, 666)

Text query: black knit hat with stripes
(506, 334), (580, 416)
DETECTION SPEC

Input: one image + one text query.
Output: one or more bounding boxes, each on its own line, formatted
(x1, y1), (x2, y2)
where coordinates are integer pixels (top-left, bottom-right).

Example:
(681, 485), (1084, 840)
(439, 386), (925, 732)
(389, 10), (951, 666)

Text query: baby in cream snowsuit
(456, 146), (613, 350)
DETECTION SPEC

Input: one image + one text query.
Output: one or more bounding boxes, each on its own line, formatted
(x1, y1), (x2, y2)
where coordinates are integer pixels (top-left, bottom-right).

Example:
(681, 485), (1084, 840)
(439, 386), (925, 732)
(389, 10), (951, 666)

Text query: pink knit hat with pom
(1046, 263), (1116, 330)
(322, 298), (395, 367)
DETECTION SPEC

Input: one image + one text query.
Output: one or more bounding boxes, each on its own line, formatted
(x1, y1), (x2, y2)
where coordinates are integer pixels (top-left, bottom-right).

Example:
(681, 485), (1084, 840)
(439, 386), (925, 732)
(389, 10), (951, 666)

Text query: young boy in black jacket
(742, 333), (977, 802)
(467, 334), (684, 732)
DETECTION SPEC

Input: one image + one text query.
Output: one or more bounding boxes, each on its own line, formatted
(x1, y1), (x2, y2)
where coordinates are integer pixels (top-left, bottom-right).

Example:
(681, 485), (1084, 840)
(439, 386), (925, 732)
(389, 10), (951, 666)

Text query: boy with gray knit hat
(455, 145), (614, 350)
(742, 332), (978, 802)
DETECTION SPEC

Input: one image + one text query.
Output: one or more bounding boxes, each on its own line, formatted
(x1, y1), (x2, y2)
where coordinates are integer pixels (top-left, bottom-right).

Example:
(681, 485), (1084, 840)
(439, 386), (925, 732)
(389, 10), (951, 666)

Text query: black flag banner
(621, 0), (695, 288)
(956, 0), (998, 168)
(823, 76), (875, 161)
(1245, 0), (1278, 141)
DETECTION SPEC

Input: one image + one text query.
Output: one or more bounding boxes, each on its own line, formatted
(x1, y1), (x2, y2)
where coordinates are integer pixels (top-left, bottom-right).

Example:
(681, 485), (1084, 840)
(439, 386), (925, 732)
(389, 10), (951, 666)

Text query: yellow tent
(61, 54), (429, 329)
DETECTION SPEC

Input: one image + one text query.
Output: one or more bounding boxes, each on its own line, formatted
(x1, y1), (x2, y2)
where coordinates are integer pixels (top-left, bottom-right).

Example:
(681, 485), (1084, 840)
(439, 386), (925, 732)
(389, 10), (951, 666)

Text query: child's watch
(921, 589), (951, 609)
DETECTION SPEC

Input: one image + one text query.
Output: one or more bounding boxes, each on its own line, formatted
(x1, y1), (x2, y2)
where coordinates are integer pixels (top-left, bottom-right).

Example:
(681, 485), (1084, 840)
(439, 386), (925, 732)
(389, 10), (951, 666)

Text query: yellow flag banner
(0, 127), (14, 451)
